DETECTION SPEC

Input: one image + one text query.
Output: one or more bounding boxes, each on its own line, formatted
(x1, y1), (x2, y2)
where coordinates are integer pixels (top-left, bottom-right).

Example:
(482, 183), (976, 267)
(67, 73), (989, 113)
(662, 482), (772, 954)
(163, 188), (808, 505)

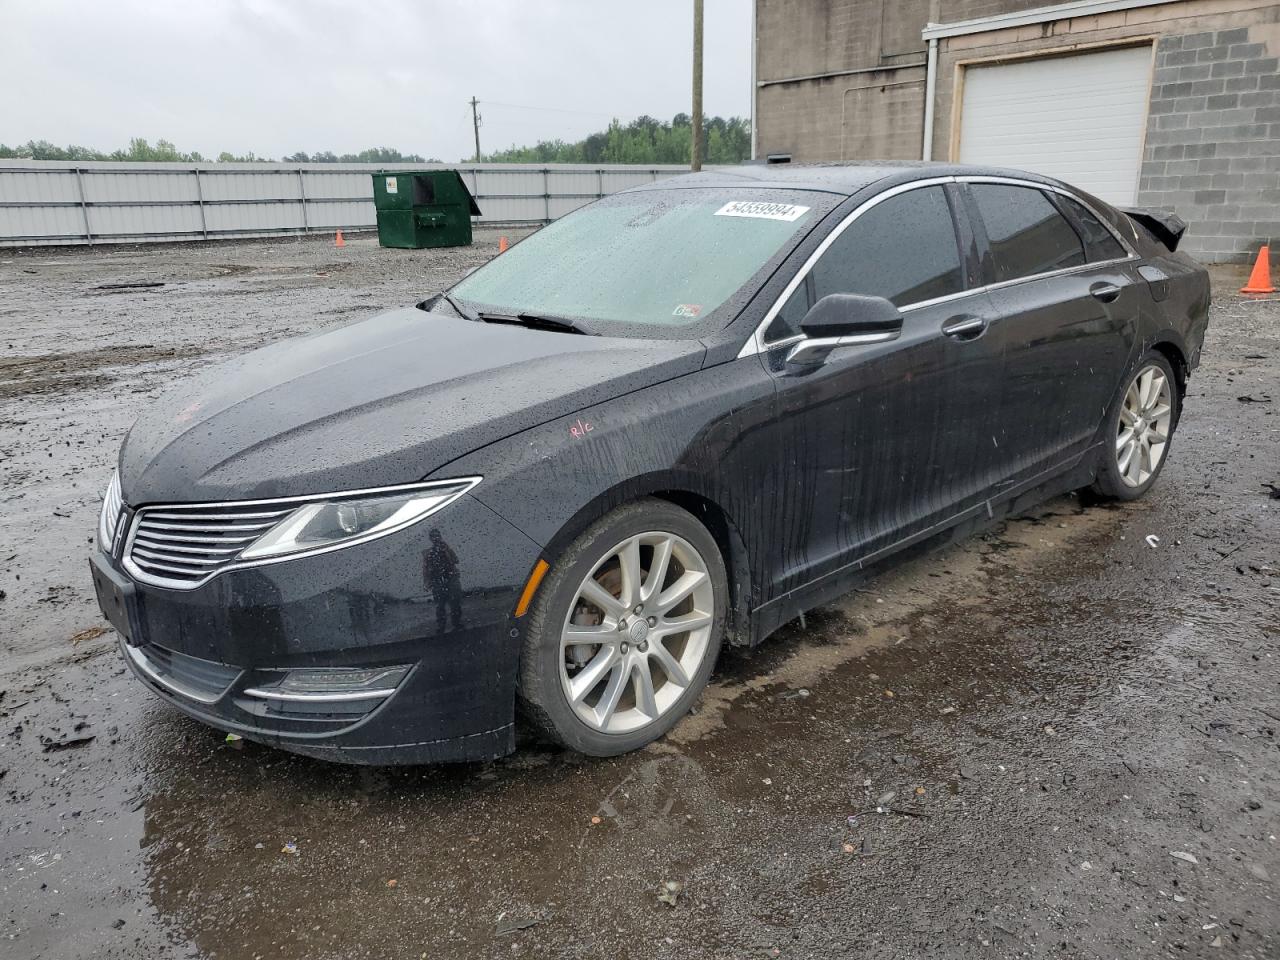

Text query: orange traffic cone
(498, 236), (509, 253)
(1241, 244), (1274, 294)
(334, 230), (345, 248)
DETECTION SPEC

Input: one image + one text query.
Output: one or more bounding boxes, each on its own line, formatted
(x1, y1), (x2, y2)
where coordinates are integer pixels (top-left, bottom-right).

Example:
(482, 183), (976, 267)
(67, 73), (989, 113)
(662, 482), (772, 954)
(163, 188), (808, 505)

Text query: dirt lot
(1, 232), (1278, 960)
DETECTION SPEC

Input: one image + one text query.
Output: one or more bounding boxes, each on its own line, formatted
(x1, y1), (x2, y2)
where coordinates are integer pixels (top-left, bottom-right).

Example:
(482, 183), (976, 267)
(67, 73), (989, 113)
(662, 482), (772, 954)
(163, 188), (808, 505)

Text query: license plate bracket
(89, 554), (143, 645)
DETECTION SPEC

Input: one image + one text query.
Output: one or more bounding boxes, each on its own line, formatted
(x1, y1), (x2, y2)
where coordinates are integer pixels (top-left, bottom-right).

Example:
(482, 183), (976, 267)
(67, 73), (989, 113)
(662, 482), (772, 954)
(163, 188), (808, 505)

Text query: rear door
(962, 180), (1140, 483)
(749, 181), (1002, 599)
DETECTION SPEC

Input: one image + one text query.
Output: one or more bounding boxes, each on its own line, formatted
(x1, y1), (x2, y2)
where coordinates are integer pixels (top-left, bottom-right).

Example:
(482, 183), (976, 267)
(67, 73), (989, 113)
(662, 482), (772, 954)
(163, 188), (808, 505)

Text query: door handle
(941, 315), (987, 339)
(1090, 281), (1122, 303)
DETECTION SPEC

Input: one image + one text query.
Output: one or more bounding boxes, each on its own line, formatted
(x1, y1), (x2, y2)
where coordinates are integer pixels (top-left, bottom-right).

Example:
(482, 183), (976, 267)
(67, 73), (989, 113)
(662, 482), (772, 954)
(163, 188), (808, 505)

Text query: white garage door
(958, 45), (1153, 205)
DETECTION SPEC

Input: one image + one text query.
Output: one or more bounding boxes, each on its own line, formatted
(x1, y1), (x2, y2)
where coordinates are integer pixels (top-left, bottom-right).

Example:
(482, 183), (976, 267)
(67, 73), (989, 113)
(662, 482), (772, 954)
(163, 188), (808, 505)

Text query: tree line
(0, 139), (436, 164)
(1, 115), (753, 166)
(484, 114), (751, 164)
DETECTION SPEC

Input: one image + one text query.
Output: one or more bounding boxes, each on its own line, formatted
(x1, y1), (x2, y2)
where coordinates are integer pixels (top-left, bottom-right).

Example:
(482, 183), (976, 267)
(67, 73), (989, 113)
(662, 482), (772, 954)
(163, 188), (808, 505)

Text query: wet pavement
(1, 235), (1277, 959)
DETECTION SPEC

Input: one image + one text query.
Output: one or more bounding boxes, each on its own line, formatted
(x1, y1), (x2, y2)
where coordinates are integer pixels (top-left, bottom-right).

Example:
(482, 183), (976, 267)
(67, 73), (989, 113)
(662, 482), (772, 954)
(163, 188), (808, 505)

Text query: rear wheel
(517, 499), (726, 756)
(1091, 351), (1179, 500)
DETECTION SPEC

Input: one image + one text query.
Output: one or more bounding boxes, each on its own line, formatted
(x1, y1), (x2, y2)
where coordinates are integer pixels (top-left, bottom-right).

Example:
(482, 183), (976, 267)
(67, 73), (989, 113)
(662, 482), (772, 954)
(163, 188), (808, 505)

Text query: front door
(749, 183), (1004, 602)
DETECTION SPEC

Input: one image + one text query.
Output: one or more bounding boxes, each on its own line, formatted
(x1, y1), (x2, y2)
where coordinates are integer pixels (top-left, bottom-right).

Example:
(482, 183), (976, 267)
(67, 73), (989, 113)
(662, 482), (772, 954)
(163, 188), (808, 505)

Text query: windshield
(450, 187), (830, 332)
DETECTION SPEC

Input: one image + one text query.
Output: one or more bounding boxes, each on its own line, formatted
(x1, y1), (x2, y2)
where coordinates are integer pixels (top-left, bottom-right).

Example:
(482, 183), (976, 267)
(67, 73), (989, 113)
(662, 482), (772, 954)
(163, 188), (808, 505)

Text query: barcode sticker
(714, 201), (809, 222)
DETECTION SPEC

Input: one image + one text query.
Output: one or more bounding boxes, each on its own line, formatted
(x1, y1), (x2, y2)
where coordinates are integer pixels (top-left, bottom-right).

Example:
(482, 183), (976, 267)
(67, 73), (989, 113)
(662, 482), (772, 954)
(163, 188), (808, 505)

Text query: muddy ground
(1, 232), (1277, 960)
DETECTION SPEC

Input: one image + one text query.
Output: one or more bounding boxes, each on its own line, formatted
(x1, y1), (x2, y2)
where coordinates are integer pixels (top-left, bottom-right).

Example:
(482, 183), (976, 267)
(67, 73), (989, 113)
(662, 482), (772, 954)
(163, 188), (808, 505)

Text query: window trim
(739, 174), (1139, 359)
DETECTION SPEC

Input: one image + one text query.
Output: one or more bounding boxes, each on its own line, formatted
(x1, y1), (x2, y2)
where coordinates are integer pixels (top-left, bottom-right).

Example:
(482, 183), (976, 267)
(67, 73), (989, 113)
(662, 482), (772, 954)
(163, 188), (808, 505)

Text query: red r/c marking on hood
(174, 401), (202, 424)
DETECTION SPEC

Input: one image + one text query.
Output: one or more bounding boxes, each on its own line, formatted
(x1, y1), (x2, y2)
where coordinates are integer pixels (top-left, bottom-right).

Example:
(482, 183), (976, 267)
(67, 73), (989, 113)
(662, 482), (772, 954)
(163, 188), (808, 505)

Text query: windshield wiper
(476, 311), (593, 335)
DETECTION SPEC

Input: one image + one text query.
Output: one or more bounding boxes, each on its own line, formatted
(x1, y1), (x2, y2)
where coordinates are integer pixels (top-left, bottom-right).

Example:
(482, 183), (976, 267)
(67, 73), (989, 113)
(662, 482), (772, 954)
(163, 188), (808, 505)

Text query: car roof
(629, 161), (1063, 197)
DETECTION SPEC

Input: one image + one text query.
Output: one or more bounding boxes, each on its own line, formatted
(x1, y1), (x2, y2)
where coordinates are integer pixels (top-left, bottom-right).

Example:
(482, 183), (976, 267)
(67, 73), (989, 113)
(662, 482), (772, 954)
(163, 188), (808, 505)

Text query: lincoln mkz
(90, 163), (1210, 763)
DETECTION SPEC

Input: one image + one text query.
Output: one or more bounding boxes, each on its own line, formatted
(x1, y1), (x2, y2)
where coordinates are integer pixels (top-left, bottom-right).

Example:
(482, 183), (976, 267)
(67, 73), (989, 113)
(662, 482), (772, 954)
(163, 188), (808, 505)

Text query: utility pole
(470, 97), (482, 163)
(749, 0), (757, 160)
(691, 0), (704, 172)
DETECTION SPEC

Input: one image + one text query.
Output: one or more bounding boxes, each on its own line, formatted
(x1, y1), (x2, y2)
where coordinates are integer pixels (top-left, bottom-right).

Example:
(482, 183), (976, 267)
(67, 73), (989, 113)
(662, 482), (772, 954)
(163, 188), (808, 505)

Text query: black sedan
(90, 163), (1210, 764)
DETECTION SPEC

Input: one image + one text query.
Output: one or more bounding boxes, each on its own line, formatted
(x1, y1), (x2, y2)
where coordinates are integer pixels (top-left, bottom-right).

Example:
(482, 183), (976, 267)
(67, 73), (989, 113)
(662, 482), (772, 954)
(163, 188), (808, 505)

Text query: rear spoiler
(1121, 207), (1187, 252)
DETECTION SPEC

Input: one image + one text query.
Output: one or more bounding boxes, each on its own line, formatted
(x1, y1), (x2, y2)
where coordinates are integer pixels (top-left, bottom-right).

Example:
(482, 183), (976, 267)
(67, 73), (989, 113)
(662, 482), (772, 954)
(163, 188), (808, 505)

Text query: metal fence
(0, 161), (694, 247)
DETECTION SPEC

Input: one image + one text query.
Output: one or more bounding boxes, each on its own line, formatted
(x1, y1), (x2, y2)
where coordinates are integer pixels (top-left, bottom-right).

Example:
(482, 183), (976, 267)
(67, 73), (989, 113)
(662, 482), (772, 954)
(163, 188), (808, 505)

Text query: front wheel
(517, 499), (726, 756)
(1091, 350), (1180, 500)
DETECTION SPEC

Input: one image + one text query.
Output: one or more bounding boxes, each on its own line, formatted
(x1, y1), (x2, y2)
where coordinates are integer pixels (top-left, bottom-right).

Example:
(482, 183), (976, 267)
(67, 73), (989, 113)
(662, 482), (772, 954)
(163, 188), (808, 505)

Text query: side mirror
(788, 293), (903, 366)
(799, 293), (903, 339)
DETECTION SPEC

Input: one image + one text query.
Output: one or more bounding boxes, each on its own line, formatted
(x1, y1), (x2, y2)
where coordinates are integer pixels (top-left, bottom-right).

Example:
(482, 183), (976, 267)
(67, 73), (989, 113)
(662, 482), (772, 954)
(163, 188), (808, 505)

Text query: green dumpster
(371, 170), (481, 249)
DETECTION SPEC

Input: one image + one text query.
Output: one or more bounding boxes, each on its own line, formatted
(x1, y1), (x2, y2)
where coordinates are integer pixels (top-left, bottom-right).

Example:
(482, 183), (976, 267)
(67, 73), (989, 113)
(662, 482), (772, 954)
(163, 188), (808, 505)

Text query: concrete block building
(753, 0), (1280, 262)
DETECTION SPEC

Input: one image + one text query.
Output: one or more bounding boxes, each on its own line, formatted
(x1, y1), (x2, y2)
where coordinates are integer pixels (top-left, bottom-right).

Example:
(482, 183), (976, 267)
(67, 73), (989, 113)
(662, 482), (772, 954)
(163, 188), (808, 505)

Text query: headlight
(98, 470), (123, 554)
(237, 479), (478, 562)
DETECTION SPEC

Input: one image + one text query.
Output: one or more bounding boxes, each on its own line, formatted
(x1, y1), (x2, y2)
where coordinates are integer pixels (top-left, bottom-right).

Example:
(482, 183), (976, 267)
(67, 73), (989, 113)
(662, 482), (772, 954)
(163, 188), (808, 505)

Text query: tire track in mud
(0, 344), (223, 400)
(671, 496), (1123, 744)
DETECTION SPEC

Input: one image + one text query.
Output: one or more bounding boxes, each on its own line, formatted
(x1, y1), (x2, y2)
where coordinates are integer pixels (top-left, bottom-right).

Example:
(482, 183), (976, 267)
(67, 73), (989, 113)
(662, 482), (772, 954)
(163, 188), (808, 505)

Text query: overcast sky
(4, 0), (752, 161)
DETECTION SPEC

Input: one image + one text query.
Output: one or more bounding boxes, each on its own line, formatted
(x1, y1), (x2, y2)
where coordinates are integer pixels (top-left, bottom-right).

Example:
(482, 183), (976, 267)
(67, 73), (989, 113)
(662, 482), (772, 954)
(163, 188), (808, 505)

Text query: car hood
(119, 308), (705, 504)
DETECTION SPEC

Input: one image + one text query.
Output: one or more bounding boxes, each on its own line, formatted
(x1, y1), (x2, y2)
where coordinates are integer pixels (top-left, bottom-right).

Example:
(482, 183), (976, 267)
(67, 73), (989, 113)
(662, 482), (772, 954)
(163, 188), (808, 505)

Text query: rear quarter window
(1061, 196), (1127, 262)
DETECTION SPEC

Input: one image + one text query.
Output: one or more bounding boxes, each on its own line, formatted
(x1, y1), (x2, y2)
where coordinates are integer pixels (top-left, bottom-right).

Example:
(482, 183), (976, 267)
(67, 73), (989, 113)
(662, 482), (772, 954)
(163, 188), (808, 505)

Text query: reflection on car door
(748, 183), (1002, 603)
(964, 181), (1139, 483)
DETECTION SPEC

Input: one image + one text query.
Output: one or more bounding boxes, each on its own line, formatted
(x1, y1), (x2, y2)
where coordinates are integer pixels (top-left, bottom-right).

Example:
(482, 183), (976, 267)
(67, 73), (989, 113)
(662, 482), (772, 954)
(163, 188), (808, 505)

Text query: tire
(517, 498), (727, 756)
(1091, 350), (1181, 501)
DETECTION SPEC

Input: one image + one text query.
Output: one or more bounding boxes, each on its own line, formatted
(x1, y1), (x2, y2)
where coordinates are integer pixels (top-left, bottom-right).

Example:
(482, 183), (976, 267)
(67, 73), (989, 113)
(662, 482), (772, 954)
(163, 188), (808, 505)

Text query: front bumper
(91, 493), (542, 764)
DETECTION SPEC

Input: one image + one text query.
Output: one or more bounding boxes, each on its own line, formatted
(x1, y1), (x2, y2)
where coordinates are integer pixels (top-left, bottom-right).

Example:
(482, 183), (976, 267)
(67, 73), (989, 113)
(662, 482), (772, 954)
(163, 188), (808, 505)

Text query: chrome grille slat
(132, 558), (215, 576)
(132, 538), (244, 556)
(132, 545), (229, 567)
(129, 528), (254, 546)
(143, 510), (293, 522)
(140, 519), (280, 533)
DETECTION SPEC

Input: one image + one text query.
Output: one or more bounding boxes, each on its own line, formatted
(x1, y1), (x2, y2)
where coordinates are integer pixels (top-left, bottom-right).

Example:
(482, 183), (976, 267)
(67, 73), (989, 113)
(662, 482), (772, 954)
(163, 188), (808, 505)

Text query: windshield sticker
(714, 201), (810, 222)
(672, 303), (702, 319)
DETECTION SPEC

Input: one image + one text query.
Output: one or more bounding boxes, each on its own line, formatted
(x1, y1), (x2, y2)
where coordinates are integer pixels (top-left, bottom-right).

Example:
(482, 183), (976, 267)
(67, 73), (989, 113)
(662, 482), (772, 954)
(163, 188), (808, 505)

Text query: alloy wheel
(1116, 364), (1173, 487)
(559, 531), (715, 734)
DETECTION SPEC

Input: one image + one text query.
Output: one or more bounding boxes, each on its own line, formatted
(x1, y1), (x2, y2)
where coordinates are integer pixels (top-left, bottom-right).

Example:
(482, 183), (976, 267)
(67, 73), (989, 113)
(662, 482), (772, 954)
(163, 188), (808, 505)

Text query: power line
(477, 100), (615, 118)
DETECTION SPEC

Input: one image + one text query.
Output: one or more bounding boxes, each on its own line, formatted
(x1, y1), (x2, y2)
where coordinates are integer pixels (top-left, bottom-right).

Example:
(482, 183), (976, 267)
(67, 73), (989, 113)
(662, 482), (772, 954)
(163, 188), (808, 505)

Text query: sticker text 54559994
(714, 201), (810, 222)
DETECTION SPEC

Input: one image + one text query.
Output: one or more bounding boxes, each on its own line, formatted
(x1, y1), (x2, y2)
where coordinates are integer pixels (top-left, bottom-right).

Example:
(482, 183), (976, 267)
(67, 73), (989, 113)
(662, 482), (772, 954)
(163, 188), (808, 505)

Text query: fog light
(243, 665), (410, 702)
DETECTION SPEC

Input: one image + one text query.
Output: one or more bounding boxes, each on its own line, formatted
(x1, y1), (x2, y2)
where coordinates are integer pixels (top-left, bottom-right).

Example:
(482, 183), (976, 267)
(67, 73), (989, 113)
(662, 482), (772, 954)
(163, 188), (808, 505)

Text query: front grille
(125, 503), (294, 587)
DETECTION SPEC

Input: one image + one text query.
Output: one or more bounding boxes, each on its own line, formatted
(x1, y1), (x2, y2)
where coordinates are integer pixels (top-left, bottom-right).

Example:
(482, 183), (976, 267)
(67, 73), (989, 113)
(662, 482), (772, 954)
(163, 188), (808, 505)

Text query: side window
(764, 276), (812, 342)
(1061, 196), (1127, 263)
(970, 184), (1085, 283)
(812, 187), (963, 307)
(764, 186), (962, 342)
